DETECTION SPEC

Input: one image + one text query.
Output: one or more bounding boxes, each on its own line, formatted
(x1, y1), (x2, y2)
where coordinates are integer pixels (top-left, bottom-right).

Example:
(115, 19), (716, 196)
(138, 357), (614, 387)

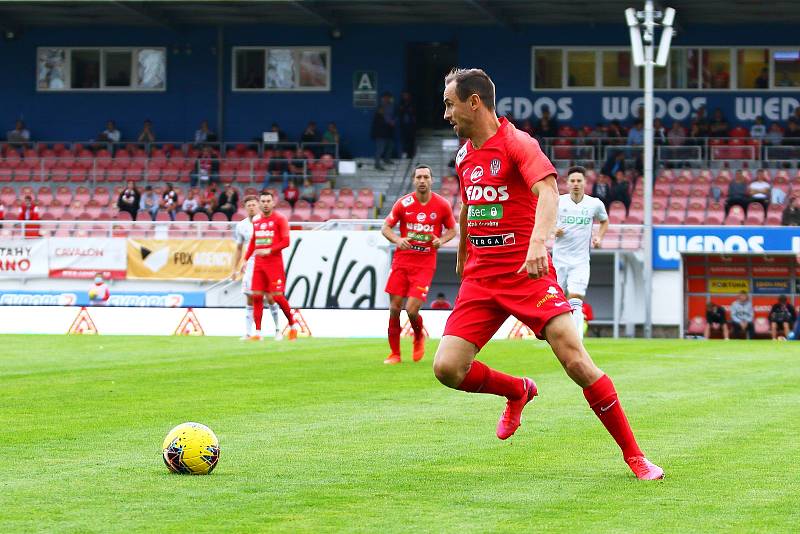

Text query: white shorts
(555, 262), (590, 296)
(241, 257), (255, 295)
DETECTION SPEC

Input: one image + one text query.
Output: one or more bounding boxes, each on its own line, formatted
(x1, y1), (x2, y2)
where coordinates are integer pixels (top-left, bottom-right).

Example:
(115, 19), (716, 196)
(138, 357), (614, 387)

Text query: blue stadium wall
(2, 23), (799, 155)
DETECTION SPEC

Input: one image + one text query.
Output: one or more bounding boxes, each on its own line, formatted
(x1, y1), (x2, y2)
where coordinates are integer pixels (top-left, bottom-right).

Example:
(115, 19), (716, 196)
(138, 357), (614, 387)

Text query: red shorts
(251, 261), (286, 294)
(443, 271), (570, 349)
(384, 264), (435, 301)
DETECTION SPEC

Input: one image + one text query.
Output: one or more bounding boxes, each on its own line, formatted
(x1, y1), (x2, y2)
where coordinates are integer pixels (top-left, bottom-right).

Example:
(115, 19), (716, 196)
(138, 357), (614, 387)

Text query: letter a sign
(353, 71), (378, 109)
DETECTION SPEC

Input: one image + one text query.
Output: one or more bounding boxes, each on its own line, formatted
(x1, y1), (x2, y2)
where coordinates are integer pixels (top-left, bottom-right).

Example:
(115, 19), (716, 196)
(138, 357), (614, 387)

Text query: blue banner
(653, 226), (800, 270)
(0, 290), (205, 307)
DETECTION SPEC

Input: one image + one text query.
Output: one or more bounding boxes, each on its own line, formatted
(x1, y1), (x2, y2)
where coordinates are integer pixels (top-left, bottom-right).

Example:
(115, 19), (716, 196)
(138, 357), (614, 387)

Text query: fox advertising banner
(654, 226), (800, 270)
(127, 239), (237, 280)
(283, 231), (392, 309)
(0, 239), (49, 278)
(0, 290), (205, 307)
(48, 238), (127, 280)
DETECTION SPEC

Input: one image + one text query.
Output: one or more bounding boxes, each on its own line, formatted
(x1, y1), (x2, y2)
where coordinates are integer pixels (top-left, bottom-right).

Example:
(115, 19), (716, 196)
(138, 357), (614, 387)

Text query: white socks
(270, 303), (281, 332)
(245, 305), (253, 336)
(569, 298), (584, 340)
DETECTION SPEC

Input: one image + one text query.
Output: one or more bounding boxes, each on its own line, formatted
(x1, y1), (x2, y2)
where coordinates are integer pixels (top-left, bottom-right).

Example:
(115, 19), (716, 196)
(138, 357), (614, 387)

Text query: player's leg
(405, 297), (426, 362)
(249, 268), (268, 340)
(265, 263), (297, 340)
(265, 293), (282, 340)
(241, 259), (255, 339)
(271, 291), (297, 339)
(543, 313), (663, 480)
(703, 323), (711, 339)
(722, 322), (730, 340)
(782, 321), (791, 338)
(771, 321), (778, 340)
(566, 264), (590, 341)
(385, 293), (404, 363)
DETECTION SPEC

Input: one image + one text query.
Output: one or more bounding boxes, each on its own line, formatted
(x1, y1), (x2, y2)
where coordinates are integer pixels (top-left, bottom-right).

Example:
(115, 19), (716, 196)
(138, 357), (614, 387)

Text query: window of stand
(532, 46), (800, 90)
(233, 47), (331, 91)
(36, 47), (166, 91)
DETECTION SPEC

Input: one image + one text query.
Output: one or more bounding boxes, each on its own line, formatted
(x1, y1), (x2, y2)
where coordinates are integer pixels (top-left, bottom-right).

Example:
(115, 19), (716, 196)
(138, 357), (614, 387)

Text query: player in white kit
(552, 166), (608, 340)
(231, 195), (282, 340)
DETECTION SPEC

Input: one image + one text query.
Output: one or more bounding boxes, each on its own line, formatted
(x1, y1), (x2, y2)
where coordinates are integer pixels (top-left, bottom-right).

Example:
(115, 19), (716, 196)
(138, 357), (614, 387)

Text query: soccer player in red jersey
(243, 191), (299, 341)
(435, 68), (663, 480)
(382, 165), (457, 364)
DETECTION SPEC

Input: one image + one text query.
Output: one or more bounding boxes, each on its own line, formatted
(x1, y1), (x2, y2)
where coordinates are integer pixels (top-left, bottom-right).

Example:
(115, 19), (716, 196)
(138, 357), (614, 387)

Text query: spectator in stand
(97, 120), (121, 144)
(299, 178), (316, 205)
(748, 170), (771, 213)
(750, 116), (767, 141)
(535, 107), (557, 140)
(192, 146), (218, 187)
(587, 122), (606, 141)
(725, 170), (750, 216)
(693, 106), (710, 137)
(139, 185), (159, 220)
(709, 108), (729, 137)
(430, 292), (452, 310)
(216, 184), (239, 220)
(137, 119), (156, 144)
(754, 67), (769, 89)
(730, 291), (755, 339)
(371, 94), (395, 170)
(601, 150), (627, 178)
(198, 184), (218, 217)
(322, 122), (340, 156)
(7, 120), (30, 145)
(117, 181), (140, 219)
(269, 122), (288, 143)
(704, 302), (730, 340)
(771, 183), (787, 206)
(300, 121), (320, 156)
(667, 121), (687, 146)
(194, 120), (215, 145)
(626, 120), (644, 146)
(160, 183), (179, 220)
(398, 91), (417, 159)
(264, 154), (288, 190)
(181, 189), (199, 217)
(765, 123), (784, 145)
(611, 171), (632, 215)
(18, 195), (40, 238)
(782, 119), (800, 145)
(653, 118), (667, 145)
(287, 147), (308, 189)
(782, 196), (800, 225)
(284, 180), (299, 208)
(592, 174), (612, 210)
(769, 295), (796, 340)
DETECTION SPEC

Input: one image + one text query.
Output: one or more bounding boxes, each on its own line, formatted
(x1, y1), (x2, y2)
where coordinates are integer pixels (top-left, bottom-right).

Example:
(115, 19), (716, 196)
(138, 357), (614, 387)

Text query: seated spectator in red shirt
(284, 181), (299, 207)
(18, 195), (40, 238)
(198, 184), (218, 216)
(430, 292), (452, 310)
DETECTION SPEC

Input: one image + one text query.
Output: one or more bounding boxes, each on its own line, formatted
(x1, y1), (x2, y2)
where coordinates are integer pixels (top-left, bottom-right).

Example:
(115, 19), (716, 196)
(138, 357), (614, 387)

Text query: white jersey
(552, 193), (607, 267)
(233, 216), (254, 247)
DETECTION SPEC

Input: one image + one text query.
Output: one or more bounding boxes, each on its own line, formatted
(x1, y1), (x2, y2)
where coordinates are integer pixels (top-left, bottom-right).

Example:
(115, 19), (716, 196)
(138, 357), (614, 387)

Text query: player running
(381, 164), (456, 364)
(243, 191), (299, 341)
(553, 166), (608, 341)
(231, 195), (282, 340)
(435, 68), (663, 480)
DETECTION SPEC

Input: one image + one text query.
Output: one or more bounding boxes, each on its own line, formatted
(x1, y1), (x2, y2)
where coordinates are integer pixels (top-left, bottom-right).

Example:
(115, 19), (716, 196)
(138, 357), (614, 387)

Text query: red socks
(252, 294), (264, 331)
(388, 315), (401, 355)
(583, 374), (643, 459)
(456, 360), (525, 400)
(273, 294), (295, 325)
(409, 314), (424, 339)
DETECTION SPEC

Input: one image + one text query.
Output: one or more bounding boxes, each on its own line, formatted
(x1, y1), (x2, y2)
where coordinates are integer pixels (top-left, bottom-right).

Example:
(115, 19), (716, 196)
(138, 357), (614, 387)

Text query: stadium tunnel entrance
(406, 42), (459, 129)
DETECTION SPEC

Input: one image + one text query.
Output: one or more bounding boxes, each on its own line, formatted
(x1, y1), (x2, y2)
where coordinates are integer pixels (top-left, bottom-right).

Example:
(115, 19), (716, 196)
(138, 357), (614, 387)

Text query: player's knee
(433, 357), (464, 388)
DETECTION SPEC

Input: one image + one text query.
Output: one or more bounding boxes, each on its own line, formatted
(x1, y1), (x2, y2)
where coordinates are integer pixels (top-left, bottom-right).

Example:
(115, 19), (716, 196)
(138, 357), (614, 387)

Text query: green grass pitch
(1, 335), (798, 533)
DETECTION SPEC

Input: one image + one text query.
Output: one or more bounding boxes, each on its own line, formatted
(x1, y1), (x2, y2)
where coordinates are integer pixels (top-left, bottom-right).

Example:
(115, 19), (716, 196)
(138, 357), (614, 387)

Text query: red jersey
(385, 192), (456, 270)
(455, 117), (556, 282)
(244, 210), (290, 267)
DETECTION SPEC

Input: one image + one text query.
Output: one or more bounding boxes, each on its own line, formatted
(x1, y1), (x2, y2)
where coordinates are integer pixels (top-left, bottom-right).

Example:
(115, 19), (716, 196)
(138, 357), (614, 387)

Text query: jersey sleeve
(594, 199), (609, 222)
(232, 223), (243, 245)
(385, 199), (402, 227)
(507, 130), (557, 190)
(244, 228), (256, 261)
(440, 198), (456, 229)
(269, 215), (291, 254)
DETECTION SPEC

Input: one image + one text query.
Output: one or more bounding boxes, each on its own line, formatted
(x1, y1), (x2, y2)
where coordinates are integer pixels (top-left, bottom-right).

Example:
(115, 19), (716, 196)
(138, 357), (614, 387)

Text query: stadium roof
(1, 0), (799, 32)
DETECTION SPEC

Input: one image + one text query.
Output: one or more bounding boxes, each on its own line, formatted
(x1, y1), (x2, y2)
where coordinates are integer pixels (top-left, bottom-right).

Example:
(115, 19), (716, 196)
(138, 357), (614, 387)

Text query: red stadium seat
(211, 212), (229, 222)
(74, 186), (91, 204)
(725, 206), (745, 225)
(192, 211), (209, 222)
(754, 317), (771, 336)
(0, 186), (15, 205)
(37, 186), (54, 205)
(356, 188), (375, 208)
(317, 189), (336, 205)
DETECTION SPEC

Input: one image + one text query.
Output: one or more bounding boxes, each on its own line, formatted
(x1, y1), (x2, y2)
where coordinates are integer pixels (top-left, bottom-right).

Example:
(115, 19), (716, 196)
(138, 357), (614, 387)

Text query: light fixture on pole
(625, 1), (676, 339)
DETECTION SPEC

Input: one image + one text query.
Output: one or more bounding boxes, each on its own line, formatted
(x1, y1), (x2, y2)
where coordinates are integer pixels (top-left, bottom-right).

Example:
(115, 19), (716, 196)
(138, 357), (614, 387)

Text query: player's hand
(592, 235), (602, 248)
(516, 240), (549, 279)
(230, 270), (239, 281)
(554, 227), (565, 238)
(396, 238), (412, 250)
(431, 237), (442, 249)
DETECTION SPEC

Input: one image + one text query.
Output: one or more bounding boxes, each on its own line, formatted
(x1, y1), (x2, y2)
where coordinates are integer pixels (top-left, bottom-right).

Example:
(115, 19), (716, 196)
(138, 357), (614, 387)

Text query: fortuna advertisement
(48, 238), (127, 279)
(0, 239), (49, 278)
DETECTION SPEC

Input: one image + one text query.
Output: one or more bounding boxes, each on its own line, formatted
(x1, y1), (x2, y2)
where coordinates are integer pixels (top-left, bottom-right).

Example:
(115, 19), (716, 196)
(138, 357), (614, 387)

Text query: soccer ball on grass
(162, 422), (220, 474)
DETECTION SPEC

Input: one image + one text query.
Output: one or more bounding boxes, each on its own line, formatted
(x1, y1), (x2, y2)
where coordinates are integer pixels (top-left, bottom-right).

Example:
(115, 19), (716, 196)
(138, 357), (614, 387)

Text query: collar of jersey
(468, 116), (509, 152)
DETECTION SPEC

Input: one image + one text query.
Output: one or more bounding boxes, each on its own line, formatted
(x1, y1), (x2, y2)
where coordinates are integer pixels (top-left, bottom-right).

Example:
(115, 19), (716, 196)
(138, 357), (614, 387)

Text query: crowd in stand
(115, 180), (241, 221)
(701, 292), (800, 341)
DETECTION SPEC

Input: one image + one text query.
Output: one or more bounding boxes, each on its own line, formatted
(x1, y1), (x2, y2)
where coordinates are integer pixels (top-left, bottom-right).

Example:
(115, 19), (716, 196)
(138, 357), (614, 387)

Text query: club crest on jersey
(430, 212), (437, 220)
(416, 212), (426, 222)
(470, 166), (484, 183)
(490, 158), (501, 176)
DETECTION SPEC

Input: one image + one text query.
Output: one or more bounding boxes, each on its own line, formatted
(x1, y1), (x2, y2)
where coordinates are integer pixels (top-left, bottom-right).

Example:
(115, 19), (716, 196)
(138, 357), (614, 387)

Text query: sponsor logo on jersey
(467, 203), (503, 221)
(536, 287), (561, 308)
(407, 231), (432, 242)
(490, 158), (501, 176)
(468, 233), (515, 247)
(470, 166), (484, 183)
(401, 195), (415, 207)
(560, 215), (593, 225)
(406, 222), (434, 232)
(417, 212), (426, 222)
(464, 185), (509, 202)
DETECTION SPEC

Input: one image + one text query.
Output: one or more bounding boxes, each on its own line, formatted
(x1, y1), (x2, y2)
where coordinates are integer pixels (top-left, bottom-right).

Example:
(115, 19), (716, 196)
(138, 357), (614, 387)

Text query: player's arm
(381, 203), (411, 250)
(432, 204), (458, 249)
(592, 202), (609, 248)
(516, 175), (558, 279)
(230, 242), (244, 279)
(243, 230), (256, 263)
(455, 203), (467, 277)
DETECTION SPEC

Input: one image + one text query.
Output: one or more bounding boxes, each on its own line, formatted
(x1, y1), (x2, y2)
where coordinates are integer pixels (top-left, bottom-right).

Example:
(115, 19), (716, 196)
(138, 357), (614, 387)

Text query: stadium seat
(725, 206), (745, 225)
(55, 186), (72, 205)
(331, 201), (350, 219)
(74, 186), (91, 204)
(174, 211), (190, 222)
(293, 200), (312, 220)
(356, 188), (375, 208)
(37, 186), (53, 205)
(745, 207), (765, 225)
(607, 201), (627, 224)
(313, 200), (332, 220)
(192, 211), (209, 222)
(754, 317), (770, 336)
(0, 186), (15, 205)
(317, 189), (336, 205)
(211, 212), (228, 222)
